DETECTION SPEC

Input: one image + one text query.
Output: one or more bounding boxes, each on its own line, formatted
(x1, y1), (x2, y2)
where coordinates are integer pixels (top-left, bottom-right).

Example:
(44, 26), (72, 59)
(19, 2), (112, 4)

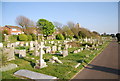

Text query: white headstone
(62, 49), (68, 57)
(52, 46), (57, 52)
(19, 50), (26, 58)
(0, 43), (3, 47)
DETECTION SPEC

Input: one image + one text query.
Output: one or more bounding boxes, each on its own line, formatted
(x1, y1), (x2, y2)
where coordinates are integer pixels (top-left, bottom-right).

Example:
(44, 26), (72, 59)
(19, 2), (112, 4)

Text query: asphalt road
(72, 40), (119, 80)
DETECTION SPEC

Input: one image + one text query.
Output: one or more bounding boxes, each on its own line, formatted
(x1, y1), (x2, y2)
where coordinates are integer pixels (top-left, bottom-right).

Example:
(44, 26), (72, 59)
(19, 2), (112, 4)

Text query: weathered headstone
(20, 42), (24, 46)
(4, 35), (9, 42)
(77, 49), (81, 52)
(15, 42), (20, 46)
(45, 46), (51, 53)
(7, 47), (15, 61)
(33, 41), (39, 56)
(52, 46), (57, 53)
(14, 49), (20, 54)
(49, 56), (62, 64)
(19, 50), (26, 58)
(0, 64), (18, 72)
(73, 50), (78, 53)
(57, 46), (61, 51)
(65, 44), (69, 49)
(30, 41), (34, 47)
(25, 42), (29, 46)
(7, 43), (11, 48)
(62, 49), (68, 57)
(51, 41), (54, 44)
(0, 43), (3, 48)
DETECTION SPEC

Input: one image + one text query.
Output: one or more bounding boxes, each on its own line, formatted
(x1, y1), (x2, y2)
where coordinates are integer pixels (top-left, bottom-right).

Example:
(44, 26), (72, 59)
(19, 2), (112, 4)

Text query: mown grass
(2, 41), (109, 80)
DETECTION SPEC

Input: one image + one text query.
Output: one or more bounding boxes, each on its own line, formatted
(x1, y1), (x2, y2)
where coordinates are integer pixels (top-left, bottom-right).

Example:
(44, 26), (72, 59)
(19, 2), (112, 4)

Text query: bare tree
(16, 16), (35, 29)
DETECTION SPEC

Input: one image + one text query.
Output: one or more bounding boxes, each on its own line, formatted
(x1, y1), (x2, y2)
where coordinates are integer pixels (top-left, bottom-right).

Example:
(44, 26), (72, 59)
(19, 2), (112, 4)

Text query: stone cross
(38, 42), (47, 68)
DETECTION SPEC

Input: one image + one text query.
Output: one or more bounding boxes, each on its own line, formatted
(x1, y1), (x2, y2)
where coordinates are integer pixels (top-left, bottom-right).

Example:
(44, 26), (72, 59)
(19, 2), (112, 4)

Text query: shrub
(27, 35), (32, 41)
(9, 35), (18, 42)
(66, 35), (73, 39)
(3, 30), (9, 35)
(31, 34), (37, 41)
(18, 34), (28, 41)
(56, 34), (64, 40)
(0, 32), (4, 42)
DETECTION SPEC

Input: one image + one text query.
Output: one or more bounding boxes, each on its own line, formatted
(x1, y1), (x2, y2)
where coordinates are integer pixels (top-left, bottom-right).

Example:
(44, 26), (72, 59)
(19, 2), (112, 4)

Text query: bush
(31, 34), (37, 41)
(66, 35), (73, 39)
(27, 35), (32, 41)
(0, 32), (4, 42)
(56, 34), (64, 40)
(9, 35), (18, 42)
(3, 30), (9, 35)
(18, 34), (28, 41)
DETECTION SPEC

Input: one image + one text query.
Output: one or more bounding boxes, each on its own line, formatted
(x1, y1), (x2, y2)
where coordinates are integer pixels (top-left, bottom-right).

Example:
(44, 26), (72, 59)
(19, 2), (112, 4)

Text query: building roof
(5, 25), (22, 30)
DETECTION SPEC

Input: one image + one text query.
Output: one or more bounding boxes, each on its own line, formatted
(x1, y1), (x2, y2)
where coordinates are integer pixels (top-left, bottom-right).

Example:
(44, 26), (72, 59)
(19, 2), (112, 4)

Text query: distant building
(0, 25), (23, 35)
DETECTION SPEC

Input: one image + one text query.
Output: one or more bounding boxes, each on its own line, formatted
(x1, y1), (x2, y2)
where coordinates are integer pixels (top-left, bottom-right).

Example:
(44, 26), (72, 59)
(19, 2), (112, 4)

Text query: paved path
(73, 41), (119, 79)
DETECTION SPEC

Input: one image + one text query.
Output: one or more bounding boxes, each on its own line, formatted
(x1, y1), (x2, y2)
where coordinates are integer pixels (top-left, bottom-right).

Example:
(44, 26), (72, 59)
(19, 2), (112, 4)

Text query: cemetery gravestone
(52, 46), (57, 53)
(19, 50), (26, 58)
(62, 49), (68, 57)
(0, 43), (3, 48)
(34, 42), (47, 69)
(7, 47), (15, 61)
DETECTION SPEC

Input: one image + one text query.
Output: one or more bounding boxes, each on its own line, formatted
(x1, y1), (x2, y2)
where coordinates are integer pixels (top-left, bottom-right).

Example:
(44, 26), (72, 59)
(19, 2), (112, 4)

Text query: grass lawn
(2, 41), (110, 80)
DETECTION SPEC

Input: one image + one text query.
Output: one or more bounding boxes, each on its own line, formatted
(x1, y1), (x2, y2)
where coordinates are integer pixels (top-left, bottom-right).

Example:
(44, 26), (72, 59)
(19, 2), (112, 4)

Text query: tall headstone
(46, 46), (51, 53)
(85, 37), (88, 42)
(0, 43), (3, 48)
(25, 42), (29, 46)
(52, 46), (57, 52)
(33, 41), (39, 56)
(7, 47), (15, 61)
(57, 46), (61, 51)
(30, 41), (34, 51)
(4, 34), (9, 42)
(62, 47), (68, 57)
(30, 41), (34, 47)
(65, 44), (69, 49)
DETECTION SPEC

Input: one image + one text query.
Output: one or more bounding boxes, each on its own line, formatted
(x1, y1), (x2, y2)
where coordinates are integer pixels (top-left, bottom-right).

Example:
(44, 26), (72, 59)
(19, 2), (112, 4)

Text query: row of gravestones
(73, 40), (104, 54)
(44, 40), (72, 46)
